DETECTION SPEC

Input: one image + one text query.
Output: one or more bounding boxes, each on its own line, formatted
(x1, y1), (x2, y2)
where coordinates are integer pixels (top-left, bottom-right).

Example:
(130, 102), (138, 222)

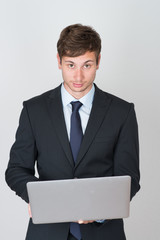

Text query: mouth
(73, 83), (83, 88)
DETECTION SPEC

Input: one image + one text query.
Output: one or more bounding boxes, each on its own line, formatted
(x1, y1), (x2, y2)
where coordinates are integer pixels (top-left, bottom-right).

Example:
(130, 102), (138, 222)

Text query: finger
(78, 220), (84, 224)
(78, 220), (94, 224)
(28, 204), (32, 218)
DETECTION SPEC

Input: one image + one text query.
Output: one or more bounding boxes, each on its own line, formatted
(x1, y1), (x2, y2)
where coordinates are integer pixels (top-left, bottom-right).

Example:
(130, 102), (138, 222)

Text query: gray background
(0, 0), (160, 239)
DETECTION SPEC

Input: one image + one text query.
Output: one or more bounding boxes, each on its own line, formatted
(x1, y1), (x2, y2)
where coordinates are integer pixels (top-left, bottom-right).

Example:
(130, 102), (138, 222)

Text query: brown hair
(57, 24), (101, 64)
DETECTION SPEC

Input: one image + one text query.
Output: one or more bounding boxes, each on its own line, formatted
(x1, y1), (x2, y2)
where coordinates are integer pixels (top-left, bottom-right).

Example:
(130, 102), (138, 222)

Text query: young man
(5, 24), (140, 240)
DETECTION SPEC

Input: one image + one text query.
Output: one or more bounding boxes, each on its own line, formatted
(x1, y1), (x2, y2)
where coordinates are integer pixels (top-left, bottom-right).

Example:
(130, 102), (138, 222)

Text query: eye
(84, 64), (91, 69)
(68, 64), (74, 69)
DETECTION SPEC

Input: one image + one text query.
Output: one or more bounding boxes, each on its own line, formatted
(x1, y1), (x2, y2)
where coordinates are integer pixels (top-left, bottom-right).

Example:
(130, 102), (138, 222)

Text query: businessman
(5, 24), (140, 240)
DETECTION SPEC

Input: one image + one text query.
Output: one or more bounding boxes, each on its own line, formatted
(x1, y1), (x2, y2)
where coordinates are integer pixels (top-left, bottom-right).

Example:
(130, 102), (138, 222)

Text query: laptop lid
(27, 176), (131, 224)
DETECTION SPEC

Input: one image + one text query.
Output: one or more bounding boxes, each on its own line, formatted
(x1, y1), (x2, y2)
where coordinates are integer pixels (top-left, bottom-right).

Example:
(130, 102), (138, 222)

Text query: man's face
(57, 51), (101, 99)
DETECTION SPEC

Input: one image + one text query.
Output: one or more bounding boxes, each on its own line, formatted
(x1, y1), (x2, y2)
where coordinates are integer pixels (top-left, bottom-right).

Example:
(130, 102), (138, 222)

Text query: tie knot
(71, 101), (83, 112)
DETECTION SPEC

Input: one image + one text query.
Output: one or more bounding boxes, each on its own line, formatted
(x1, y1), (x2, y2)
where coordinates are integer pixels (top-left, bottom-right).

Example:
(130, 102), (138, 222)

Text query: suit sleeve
(5, 102), (39, 203)
(113, 103), (140, 199)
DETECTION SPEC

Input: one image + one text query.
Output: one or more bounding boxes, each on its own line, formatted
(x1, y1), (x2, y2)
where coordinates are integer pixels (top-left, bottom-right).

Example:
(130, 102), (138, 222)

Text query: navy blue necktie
(70, 101), (83, 240)
(70, 101), (83, 163)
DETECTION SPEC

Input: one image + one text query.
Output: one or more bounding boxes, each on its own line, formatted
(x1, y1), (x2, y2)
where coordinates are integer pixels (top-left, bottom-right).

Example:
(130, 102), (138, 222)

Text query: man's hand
(28, 204), (32, 218)
(77, 220), (94, 224)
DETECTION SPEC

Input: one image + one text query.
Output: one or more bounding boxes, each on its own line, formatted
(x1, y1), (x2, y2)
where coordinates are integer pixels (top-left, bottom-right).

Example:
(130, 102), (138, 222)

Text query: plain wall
(0, 0), (160, 239)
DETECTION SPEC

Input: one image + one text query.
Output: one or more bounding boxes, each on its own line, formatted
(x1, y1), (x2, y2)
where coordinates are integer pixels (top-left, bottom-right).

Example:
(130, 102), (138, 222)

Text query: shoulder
(23, 85), (61, 109)
(107, 92), (133, 110)
(95, 85), (135, 122)
(95, 85), (134, 109)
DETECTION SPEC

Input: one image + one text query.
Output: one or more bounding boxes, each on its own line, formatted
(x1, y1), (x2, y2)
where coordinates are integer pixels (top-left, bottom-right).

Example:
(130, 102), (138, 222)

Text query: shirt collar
(61, 84), (95, 110)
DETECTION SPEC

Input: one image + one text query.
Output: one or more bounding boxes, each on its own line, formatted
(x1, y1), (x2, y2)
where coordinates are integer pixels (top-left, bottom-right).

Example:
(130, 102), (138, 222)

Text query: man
(5, 24), (140, 240)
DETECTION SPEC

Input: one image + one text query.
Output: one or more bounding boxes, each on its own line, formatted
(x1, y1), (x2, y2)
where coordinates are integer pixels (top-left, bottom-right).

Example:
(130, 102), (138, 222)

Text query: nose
(75, 68), (84, 81)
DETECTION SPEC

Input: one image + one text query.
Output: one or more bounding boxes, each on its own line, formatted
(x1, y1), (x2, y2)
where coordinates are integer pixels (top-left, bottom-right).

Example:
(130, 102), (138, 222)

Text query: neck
(63, 83), (93, 100)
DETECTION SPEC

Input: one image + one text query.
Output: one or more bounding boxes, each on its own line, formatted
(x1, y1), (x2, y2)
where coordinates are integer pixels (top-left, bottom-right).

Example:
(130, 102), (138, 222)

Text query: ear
(57, 53), (62, 69)
(96, 54), (101, 69)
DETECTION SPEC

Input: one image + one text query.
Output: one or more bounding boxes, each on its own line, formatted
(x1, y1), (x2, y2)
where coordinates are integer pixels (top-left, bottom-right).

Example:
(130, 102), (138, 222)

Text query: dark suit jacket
(5, 84), (140, 240)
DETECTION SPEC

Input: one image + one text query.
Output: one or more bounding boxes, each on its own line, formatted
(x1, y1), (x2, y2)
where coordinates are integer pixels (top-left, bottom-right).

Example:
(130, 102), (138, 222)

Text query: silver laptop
(27, 176), (131, 224)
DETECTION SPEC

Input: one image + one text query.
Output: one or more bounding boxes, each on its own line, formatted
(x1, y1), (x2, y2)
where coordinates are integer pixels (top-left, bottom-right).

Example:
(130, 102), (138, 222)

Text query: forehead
(62, 51), (96, 63)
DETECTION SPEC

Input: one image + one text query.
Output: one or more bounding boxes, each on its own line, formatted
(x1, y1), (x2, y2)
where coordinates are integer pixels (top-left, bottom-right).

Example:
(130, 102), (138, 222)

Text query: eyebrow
(64, 60), (94, 64)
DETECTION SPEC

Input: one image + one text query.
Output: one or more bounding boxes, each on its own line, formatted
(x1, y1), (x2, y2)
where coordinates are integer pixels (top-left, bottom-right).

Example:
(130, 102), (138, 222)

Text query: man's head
(57, 24), (101, 99)
(57, 24), (101, 65)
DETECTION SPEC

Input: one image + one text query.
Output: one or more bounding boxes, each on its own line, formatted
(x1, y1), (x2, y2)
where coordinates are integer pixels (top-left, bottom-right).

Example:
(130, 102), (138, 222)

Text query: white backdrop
(0, 0), (160, 239)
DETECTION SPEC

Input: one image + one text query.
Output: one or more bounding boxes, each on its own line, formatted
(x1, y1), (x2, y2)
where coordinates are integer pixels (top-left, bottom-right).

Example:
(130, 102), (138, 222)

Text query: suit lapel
(75, 86), (112, 167)
(46, 85), (74, 167)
